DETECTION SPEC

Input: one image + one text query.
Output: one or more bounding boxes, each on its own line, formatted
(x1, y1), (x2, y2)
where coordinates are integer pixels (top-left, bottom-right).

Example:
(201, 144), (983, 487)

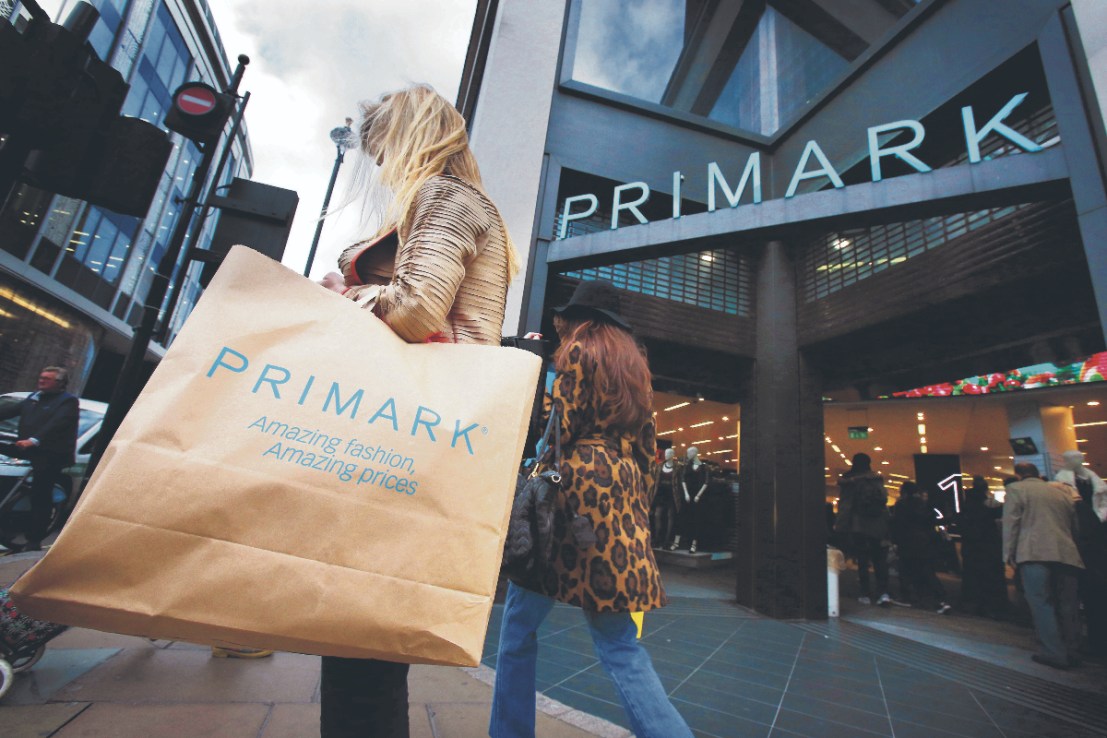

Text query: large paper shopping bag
(12, 246), (539, 666)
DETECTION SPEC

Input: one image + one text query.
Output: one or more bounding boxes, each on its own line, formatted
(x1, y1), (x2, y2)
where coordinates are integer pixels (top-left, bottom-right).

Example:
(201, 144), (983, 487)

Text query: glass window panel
(570, 0), (918, 136)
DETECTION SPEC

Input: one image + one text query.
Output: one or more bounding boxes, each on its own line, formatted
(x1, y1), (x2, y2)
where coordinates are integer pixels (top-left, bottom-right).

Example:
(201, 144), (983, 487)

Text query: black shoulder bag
(502, 409), (561, 584)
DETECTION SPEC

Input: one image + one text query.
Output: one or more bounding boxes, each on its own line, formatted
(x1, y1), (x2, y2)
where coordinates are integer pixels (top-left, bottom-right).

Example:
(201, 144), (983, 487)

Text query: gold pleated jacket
(338, 174), (511, 347)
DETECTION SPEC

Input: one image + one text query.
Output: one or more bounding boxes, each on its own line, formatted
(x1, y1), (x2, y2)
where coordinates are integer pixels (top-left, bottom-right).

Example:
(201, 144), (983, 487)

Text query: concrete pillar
(736, 241), (828, 619)
(1005, 401), (1078, 477)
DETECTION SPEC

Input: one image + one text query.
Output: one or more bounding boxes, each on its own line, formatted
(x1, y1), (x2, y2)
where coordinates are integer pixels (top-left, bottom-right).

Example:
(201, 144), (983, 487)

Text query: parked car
(0, 392), (107, 544)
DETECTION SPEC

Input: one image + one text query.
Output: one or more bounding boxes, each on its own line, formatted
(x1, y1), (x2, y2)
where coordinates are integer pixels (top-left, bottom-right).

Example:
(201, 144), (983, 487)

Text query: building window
(569, 0), (920, 137)
(121, 2), (192, 128)
(87, 0), (129, 60)
(563, 248), (751, 317)
(800, 103), (1059, 301)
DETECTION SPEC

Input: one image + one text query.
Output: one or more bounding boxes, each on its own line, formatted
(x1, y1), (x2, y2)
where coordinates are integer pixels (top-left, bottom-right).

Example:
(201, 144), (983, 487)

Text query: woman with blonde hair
(490, 280), (692, 738)
(321, 83), (518, 736)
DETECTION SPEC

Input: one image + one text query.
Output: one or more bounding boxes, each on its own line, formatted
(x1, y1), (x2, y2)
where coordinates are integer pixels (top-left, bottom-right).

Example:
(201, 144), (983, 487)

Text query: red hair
(554, 319), (652, 431)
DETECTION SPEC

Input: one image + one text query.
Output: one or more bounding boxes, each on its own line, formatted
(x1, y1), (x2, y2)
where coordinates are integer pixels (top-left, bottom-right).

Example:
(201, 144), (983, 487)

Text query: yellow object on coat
(631, 611), (644, 638)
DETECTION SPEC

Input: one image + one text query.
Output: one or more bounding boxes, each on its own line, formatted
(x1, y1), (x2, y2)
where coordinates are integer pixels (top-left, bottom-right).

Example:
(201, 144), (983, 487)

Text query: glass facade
(570, 0), (920, 136)
(563, 249), (752, 317)
(0, 0), (248, 378)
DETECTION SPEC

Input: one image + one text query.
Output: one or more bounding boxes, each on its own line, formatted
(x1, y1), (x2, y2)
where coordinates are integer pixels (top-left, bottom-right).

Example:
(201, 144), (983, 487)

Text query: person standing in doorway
(1054, 450), (1107, 658)
(1004, 462), (1084, 669)
(0, 366), (78, 553)
(959, 476), (1008, 618)
(490, 279), (692, 738)
(892, 481), (953, 614)
(834, 453), (893, 606)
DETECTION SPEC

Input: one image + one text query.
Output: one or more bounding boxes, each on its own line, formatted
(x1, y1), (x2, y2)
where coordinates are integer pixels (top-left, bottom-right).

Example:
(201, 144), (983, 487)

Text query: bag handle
(535, 406), (561, 483)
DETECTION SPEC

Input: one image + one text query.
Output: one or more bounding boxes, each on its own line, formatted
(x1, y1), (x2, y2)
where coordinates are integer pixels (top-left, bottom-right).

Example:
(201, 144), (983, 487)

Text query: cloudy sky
(208, 0), (478, 278)
(36, 0), (478, 279)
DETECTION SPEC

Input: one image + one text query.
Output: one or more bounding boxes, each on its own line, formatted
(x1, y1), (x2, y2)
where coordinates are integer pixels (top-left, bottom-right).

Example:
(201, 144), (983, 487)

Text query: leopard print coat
(531, 340), (668, 613)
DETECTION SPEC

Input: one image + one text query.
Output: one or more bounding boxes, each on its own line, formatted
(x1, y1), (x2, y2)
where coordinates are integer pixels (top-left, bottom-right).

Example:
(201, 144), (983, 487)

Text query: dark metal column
(1039, 10), (1107, 347)
(736, 240), (827, 620)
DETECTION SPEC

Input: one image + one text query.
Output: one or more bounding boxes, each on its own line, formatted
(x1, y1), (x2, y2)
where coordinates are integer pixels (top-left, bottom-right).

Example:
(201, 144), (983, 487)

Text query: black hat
(553, 279), (632, 332)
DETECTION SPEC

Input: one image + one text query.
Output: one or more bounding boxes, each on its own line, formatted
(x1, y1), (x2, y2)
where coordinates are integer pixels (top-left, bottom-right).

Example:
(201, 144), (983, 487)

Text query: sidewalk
(4, 548), (1107, 737)
(0, 550), (615, 738)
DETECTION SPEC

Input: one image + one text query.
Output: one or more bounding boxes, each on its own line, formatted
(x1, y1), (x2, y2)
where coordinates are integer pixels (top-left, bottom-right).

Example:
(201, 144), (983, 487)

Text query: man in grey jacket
(1003, 462), (1084, 669)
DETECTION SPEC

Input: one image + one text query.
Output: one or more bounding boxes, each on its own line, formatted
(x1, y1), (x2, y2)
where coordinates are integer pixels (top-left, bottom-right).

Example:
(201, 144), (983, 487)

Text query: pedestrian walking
(0, 366), (78, 553)
(490, 280), (692, 738)
(1055, 450), (1107, 658)
(318, 83), (519, 737)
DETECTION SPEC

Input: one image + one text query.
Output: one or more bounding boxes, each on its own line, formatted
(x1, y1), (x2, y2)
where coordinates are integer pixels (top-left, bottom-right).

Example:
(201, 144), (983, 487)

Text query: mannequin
(1054, 449), (1107, 658)
(650, 448), (678, 548)
(669, 446), (708, 553)
(1055, 450), (1107, 522)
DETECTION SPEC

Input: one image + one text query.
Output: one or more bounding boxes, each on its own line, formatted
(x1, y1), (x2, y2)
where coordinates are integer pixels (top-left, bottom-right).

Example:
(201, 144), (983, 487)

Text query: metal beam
(546, 147), (1070, 269)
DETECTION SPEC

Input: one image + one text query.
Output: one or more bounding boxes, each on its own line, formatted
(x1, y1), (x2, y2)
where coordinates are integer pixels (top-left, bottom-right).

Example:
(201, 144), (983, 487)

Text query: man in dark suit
(0, 366), (79, 551)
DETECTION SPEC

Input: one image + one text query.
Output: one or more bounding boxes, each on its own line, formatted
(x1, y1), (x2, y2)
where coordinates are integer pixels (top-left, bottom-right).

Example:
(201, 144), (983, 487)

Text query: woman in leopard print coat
(490, 279), (690, 738)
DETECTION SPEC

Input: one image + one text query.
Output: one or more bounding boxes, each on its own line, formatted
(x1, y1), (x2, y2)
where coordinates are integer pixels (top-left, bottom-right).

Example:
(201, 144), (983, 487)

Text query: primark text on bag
(12, 246), (540, 666)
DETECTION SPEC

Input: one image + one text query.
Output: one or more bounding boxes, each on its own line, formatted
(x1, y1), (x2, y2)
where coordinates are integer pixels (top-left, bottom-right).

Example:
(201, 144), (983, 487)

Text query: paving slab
(2, 649), (120, 705)
(0, 702), (89, 738)
(52, 649), (318, 704)
(407, 664), (491, 702)
(51, 703), (270, 738)
(258, 704), (319, 738)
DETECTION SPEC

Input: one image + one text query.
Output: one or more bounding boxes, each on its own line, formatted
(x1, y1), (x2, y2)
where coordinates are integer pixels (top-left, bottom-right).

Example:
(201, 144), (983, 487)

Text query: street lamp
(303, 117), (353, 277)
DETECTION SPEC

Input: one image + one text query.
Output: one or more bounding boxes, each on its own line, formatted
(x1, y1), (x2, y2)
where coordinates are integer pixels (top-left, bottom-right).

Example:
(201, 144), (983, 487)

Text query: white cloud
(207, 0), (478, 278)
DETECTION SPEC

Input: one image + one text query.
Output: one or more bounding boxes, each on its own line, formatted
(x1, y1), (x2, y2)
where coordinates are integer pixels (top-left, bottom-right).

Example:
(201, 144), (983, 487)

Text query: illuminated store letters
(559, 93), (1044, 239)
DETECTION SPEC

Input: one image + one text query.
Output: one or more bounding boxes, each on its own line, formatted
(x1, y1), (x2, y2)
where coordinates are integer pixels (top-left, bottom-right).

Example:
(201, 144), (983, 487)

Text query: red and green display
(893, 352), (1107, 398)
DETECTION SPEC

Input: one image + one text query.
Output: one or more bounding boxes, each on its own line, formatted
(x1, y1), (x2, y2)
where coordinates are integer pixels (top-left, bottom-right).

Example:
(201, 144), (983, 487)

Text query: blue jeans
(489, 581), (692, 738)
(1019, 562), (1081, 663)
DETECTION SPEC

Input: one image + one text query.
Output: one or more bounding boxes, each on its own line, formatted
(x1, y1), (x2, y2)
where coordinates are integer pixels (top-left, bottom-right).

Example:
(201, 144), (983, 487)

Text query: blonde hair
(357, 84), (520, 276)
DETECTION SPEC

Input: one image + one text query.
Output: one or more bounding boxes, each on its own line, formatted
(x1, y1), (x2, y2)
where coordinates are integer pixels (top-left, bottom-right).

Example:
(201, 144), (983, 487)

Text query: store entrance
(649, 390), (740, 600)
(825, 368), (1107, 664)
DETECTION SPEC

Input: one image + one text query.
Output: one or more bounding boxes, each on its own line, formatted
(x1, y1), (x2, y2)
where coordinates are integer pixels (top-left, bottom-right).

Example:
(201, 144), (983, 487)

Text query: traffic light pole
(86, 56), (250, 480)
(156, 89), (251, 342)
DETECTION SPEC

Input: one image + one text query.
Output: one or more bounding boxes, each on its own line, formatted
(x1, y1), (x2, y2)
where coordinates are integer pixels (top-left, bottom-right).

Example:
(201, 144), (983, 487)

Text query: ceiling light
(868, 427), (874, 432)
(881, 461), (889, 465)
(1074, 421), (1107, 427)
(874, 446), (883, 451)
(664, 402), (690, 411)
(691, 439), (712, 445)
(917, 424), (926, 435)
(689, 421), (714, 428)
(1076, 439), (1088, 443)
(920, 445), (928, 453)
(917, 413), (925, 420)
(657, 430), (676, 436)
(722, 416), (729, 421)
(1089, 401), (1101, 406)
(995, 466), (1002, 470)
(831, 444), (841, 453)
(678, 427), (684, 431)
(980, 446), (988, 451)
(726, 434), (738, 439)
(920, 437), (927, 444)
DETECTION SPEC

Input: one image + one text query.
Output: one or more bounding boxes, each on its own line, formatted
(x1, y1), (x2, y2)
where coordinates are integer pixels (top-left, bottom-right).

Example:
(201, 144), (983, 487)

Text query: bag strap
(535, 406), (562, 482)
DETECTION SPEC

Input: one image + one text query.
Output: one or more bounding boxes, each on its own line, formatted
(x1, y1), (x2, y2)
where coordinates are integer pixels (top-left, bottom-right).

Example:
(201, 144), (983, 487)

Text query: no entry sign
(174, 84), (218, 116)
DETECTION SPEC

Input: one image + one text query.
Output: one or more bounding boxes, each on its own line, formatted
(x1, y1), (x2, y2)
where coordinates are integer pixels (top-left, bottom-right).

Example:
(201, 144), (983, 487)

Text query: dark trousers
(320, 657), (410, 737)
(27, 460), (62, 543)
(1078, 568), (1107, 656)
(853, 534), (889, 597)
(1019, 562), (1080, 664)
(899, 553), (947, 606)
(650, 497), (674, 546)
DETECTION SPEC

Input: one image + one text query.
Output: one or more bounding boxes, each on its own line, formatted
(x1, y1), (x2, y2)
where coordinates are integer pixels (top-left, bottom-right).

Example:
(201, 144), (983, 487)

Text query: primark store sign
(559, 93), (1046, 239)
